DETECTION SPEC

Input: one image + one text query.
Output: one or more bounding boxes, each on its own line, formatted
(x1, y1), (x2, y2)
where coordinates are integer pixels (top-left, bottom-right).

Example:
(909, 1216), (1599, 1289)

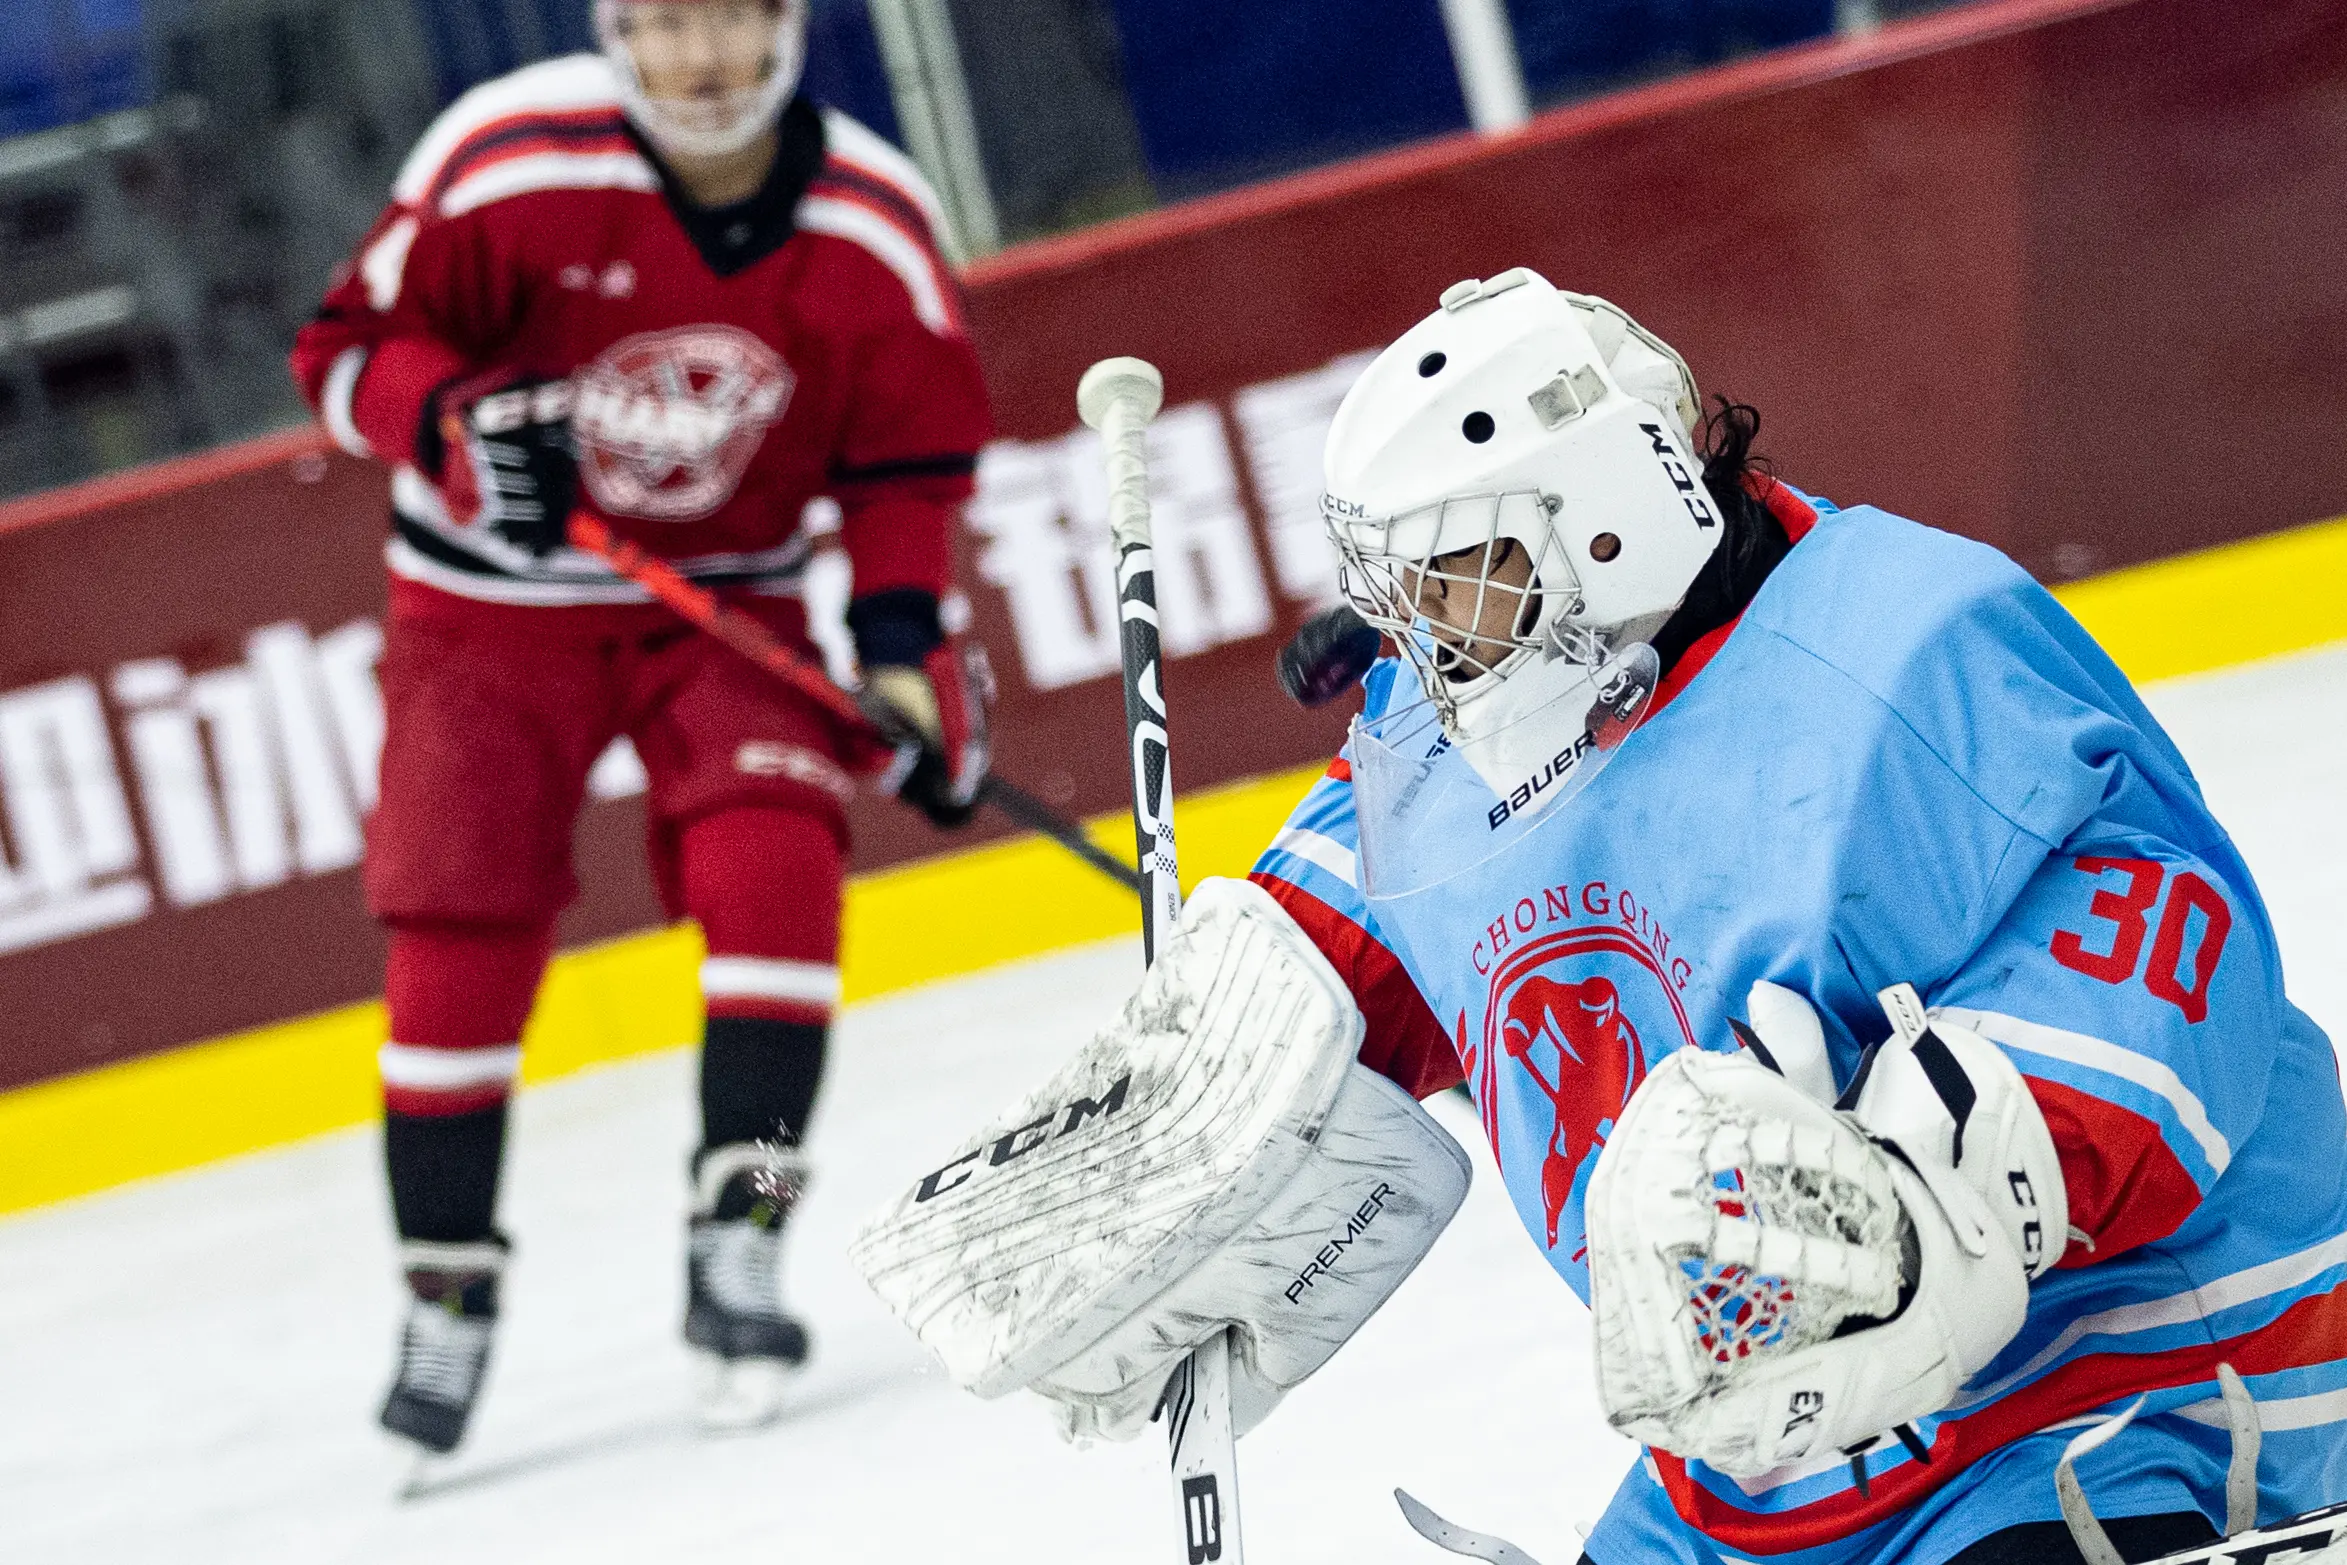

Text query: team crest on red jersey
(573, 325), (794, 520)
(1477, 909), (1698, 1253)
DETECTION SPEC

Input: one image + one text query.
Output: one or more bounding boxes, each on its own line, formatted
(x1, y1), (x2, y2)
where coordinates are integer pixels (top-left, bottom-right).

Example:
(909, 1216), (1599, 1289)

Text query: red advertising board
(1, 0), (2342, 1091)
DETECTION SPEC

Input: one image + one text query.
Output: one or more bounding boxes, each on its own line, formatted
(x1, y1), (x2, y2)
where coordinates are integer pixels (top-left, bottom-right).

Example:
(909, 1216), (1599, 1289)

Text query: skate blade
(695, 1355), (801, 1433)
(388, 1436), (456, 1502)
(1395, 1489), (1548, 1565)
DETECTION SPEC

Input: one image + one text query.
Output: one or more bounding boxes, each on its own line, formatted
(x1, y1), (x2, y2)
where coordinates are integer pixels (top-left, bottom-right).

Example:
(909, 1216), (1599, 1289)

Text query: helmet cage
(595, 0), (806, 159)
(1327, 487), (1597, 728)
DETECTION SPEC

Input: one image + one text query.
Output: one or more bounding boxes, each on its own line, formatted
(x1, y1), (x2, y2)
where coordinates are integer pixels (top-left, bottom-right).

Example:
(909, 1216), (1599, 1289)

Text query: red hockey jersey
(290, 55), (992, 611)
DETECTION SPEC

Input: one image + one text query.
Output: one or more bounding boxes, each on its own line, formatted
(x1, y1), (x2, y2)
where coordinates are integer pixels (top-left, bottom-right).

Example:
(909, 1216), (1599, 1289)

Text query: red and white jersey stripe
(291, 57), (991, 618)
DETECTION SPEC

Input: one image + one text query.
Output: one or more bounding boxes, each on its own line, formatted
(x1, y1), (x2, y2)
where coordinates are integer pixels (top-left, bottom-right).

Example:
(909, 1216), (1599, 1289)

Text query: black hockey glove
(417, 372), (579, 557)
(1276, 602), (1383, 706)
(850, 589), (992, 830)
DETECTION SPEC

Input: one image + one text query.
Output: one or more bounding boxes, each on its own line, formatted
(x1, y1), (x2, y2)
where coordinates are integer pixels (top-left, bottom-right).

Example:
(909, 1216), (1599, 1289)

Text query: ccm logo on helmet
(1641, 422), (1717, 529)
(911, 1073), (1133, 1203)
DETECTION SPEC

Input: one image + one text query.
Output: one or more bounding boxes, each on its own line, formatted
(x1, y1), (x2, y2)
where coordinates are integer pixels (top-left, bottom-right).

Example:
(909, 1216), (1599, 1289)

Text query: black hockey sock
(698, 1016), (828, 1156)
(385, 1103), (508, 1244)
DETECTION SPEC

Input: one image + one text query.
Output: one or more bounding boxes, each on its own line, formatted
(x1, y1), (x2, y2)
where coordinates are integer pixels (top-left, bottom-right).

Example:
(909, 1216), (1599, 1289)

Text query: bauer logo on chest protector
(572, 325), (794, 521)
(910, 1073), (1133, 1203)
(1487, 730), (1598, 829)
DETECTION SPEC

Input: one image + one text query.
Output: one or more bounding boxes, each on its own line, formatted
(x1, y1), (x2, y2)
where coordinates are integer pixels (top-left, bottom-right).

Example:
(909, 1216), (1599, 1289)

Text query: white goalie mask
(1325, 269), (1721, 849)
(596, 0), (807, 159)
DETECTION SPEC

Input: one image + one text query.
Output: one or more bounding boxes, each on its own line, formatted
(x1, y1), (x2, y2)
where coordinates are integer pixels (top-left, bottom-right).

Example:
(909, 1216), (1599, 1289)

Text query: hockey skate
(380, 1236), (507, 1482)
(686, 1143), (810, 1431)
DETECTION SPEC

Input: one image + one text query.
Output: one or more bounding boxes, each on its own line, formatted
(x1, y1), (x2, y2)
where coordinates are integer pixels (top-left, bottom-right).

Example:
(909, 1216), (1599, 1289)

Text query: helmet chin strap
(1443, 635), (1663, 809)
(1571, 606), (1676, 660)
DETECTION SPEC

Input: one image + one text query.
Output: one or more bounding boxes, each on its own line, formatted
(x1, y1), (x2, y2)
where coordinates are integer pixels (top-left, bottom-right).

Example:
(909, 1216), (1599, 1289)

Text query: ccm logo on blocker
(911, 1074), (1133, 1203)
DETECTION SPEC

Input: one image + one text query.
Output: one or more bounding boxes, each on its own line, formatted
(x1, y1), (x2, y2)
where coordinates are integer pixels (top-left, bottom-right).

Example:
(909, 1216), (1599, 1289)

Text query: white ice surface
(3, 643), (2343, 1565)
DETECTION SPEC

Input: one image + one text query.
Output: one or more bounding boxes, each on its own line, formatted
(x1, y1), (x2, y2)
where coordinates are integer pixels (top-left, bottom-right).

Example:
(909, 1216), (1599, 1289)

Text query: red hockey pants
(367, 583), (854, 1116)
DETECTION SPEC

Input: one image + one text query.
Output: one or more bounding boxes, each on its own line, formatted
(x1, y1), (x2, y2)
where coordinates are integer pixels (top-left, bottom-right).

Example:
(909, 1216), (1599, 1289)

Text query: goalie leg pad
(849, 877), (1471, 1441)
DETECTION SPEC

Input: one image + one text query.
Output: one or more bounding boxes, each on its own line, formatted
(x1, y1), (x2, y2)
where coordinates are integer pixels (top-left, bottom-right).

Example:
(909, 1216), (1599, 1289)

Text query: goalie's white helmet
(1323, 269), (1718, 736)
(595, 0), (807, 159)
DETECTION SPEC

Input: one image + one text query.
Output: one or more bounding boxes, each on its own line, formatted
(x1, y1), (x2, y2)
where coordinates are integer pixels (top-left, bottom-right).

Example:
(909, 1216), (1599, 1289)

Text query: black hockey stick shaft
(976, 776), (1140, 893)
(1079, 360), (1181, 961)
(569, 514), (1137, 894)
(1115, 533), (1180, 961)
(1080, 357), (1246, 1565)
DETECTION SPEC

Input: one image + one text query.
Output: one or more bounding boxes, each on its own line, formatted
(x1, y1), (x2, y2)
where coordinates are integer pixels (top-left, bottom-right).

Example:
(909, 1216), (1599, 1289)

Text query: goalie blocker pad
(849, 877), (1472, 1441)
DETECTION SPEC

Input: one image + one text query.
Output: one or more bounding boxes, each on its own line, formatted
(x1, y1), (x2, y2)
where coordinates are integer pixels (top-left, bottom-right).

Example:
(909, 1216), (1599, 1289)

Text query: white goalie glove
(849, 877), (1472, 1442)
(1586, 981), (2067, 1476)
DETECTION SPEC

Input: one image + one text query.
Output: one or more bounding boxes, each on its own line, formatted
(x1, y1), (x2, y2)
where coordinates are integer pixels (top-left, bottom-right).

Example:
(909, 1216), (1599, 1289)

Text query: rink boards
(2, 512), (2344, 1214)
(0, 0), (2343, 1210)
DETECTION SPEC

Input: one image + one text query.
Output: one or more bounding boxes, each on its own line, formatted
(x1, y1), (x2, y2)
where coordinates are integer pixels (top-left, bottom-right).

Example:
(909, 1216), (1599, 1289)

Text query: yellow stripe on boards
(2052, 513), (2347, 685)
(0, 1002), (388, 1216)
(0, 762), (1328, 1217)
(6, 509), (2346, 1218)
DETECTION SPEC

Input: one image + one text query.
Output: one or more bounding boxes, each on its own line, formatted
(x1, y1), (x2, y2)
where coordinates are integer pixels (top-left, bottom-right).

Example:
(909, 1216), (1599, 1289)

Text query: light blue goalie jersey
(1251, 490), (2347, 1563)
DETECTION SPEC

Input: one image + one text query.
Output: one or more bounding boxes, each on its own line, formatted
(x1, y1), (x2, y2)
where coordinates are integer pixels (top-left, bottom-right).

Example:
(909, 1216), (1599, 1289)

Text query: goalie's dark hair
(1698, 394), (1773, 534)
(1699, 394), (1788, 601)
(1647, 395), (1788, 675)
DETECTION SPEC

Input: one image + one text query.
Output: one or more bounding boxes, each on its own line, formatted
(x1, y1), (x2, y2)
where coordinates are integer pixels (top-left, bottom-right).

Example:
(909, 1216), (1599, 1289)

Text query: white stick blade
(1395, 1490), (1548, 1565)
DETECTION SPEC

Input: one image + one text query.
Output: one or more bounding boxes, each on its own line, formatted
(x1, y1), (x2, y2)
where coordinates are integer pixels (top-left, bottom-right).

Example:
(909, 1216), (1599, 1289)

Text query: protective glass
(1327, 489), (1587, 727)
(1349, 637), (1659, 902)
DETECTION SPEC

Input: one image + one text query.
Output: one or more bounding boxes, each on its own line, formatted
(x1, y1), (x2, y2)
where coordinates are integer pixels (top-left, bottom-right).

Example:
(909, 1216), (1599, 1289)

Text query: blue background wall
(1102, 0), (1471, 197)
(2, 0), (151, 136)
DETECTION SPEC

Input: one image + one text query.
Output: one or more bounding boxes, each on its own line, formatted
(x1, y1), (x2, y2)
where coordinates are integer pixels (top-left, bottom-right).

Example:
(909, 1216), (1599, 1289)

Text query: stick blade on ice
(1395, 1488), (1549, 1565)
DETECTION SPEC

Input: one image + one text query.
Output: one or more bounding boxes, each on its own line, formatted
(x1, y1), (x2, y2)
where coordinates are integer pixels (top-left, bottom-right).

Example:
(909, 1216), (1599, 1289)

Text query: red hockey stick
(567, 514), (1141, 894)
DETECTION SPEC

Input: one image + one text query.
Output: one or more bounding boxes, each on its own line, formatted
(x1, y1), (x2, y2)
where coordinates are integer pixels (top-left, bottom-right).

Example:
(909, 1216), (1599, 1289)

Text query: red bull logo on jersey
(1471, 885), (1699, 1255)
(573, 325), (795, 520)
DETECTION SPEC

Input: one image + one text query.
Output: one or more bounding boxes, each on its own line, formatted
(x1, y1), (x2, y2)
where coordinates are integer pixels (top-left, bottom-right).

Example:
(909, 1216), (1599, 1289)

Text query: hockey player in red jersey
(288, 0), (994, 1453)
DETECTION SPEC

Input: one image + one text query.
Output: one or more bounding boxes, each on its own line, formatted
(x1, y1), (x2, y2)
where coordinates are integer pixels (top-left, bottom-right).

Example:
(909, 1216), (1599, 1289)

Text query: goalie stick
(567, 513), (1140, 895)
(1077, 356), (1247, 1565)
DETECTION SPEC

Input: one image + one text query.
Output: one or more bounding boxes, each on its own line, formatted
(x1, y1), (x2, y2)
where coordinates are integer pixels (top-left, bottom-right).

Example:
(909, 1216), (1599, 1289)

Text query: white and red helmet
(594, 0), (808, 158)
(1323, 268), (1716, 734)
